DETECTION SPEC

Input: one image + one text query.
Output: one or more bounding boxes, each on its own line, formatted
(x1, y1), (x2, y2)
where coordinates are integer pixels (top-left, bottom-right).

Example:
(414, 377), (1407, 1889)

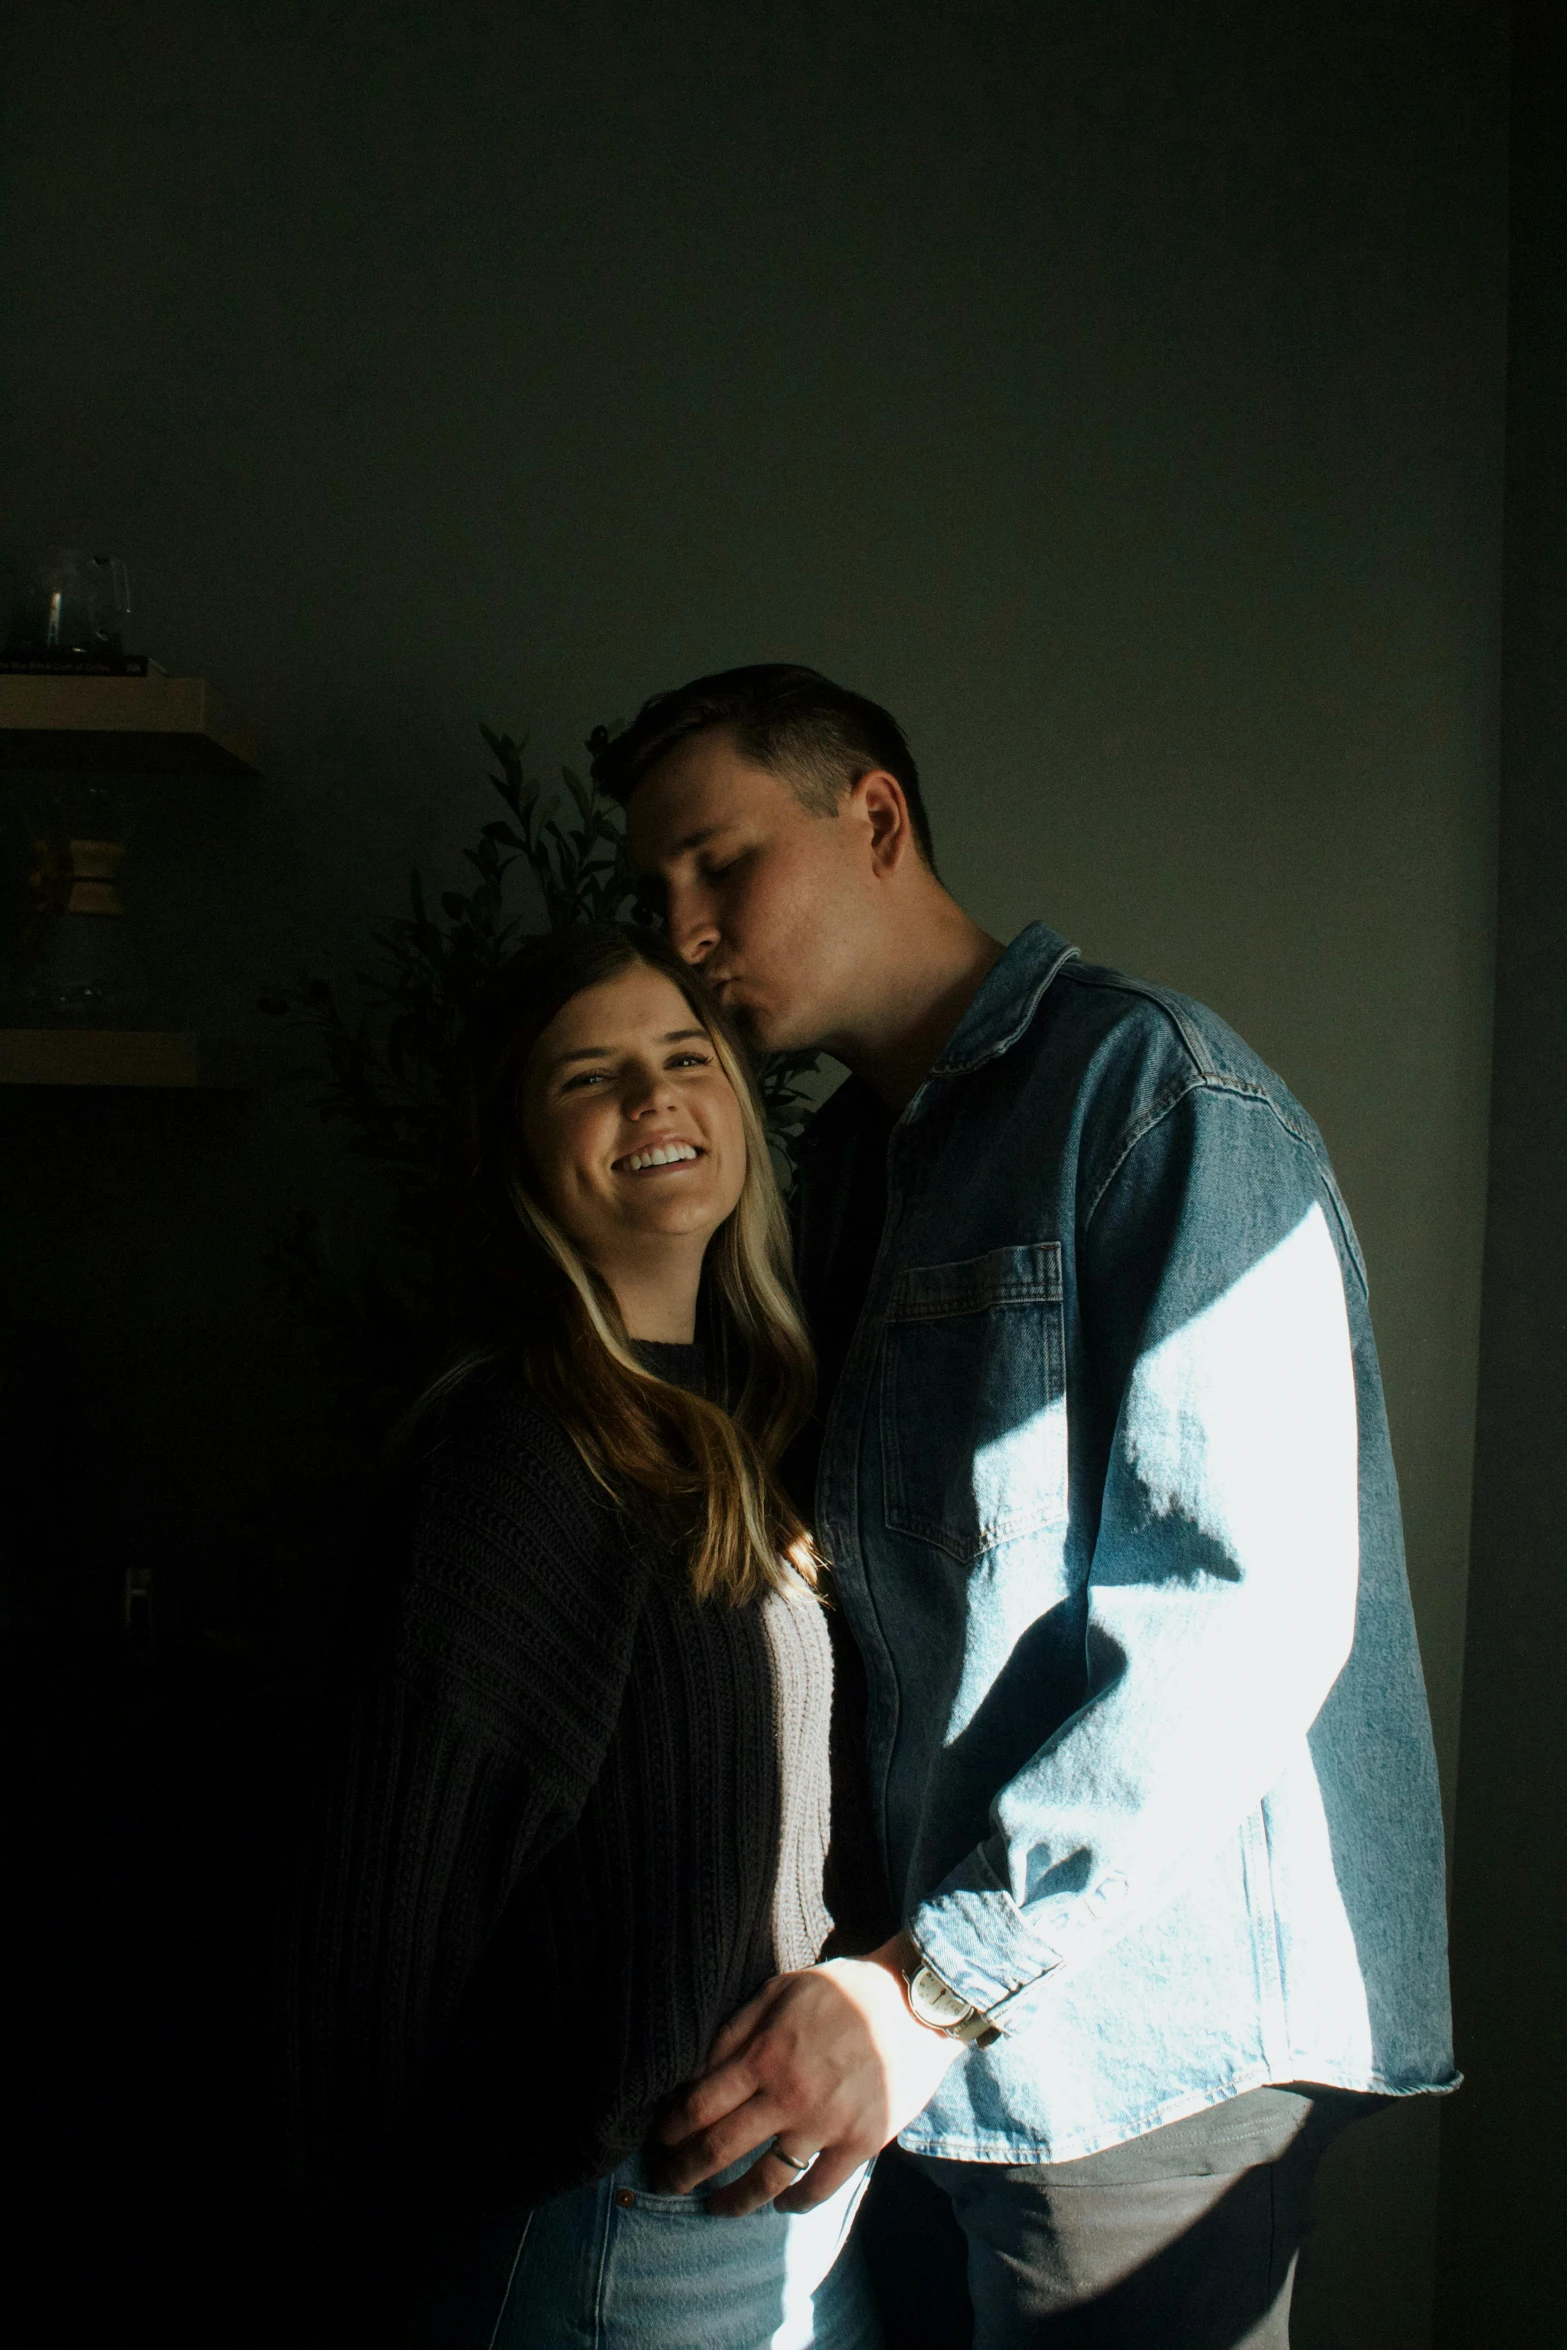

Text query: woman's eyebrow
(550, 1027), (708, 1072)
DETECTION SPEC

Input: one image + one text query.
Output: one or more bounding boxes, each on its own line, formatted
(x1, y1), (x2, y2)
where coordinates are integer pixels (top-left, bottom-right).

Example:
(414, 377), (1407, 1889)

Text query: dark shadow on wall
(1434, 3), (1567, 2341)
(0, 1096), (363, 2349)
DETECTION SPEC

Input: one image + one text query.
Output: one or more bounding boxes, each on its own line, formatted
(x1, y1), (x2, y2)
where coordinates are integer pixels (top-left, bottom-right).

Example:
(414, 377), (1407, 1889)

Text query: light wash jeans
(412, 2145), (883, 2350)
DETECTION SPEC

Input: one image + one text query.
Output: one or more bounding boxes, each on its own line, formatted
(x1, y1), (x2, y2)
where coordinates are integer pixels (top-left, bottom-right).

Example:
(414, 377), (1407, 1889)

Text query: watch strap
(904, 1957), (1001, 2049)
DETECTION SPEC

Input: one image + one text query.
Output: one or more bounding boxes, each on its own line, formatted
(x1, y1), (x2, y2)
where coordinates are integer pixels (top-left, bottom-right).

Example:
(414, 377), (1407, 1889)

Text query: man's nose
(666, 886), (719, 967)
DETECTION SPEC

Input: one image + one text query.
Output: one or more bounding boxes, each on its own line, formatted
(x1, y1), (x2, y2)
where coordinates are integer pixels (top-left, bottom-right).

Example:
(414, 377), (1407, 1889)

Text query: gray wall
(0, 6), (1507, 2341)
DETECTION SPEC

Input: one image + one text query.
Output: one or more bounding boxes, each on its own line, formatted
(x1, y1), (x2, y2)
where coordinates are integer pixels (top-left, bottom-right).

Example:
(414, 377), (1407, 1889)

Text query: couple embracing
(286, 666), (1455, 2347)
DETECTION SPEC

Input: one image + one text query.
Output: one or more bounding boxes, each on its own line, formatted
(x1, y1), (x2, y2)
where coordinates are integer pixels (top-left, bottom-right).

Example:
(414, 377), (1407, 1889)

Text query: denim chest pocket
(880, 1242), (1068, 1561)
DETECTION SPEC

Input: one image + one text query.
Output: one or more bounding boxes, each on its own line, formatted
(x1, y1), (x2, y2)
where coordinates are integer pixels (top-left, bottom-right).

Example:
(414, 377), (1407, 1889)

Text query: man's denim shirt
(796, 923), (1457, 2163)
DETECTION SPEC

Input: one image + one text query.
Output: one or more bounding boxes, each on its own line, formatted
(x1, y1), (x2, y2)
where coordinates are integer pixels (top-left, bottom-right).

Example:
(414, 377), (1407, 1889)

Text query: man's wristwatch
(902, 1958), (1001, 2049)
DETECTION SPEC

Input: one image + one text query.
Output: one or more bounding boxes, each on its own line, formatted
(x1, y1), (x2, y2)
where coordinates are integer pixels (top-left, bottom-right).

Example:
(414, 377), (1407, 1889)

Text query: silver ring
(772, 2146), (814, 2173)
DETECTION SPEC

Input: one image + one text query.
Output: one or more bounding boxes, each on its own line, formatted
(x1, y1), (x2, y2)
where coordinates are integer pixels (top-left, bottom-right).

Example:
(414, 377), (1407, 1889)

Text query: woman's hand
(649, 1933), (963, 2215)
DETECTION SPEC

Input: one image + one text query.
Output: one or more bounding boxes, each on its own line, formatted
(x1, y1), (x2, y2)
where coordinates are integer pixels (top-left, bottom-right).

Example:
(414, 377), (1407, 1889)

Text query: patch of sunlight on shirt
(1124, 1201), (1359, 1686)
(949, 1395), (1071, 1741)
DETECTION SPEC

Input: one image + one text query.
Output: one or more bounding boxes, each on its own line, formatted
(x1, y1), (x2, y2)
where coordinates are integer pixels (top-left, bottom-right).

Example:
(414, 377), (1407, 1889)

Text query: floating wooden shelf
(0, 1029), (257, 1089)
(0, 675), (260, 776)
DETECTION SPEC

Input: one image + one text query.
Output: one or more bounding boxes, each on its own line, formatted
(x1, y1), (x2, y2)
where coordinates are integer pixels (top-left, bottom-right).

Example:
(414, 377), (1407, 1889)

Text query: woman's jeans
(410, 2145), (883, 2350)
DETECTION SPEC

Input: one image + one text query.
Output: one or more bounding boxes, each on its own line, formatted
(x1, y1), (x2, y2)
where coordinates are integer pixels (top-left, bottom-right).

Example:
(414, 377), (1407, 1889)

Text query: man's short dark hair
(589, 663), (937, 869)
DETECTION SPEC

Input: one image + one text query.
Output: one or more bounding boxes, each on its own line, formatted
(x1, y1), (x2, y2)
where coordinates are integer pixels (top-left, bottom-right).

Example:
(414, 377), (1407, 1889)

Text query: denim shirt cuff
(909, 1857), (1067, 2035)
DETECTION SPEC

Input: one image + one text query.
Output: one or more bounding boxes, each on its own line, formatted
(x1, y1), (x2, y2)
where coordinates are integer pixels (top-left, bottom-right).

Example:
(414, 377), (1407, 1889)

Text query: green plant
(261, 723), (823, 1423)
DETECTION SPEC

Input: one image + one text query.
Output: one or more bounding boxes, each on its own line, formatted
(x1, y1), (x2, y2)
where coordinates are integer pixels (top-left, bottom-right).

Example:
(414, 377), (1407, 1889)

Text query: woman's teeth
(620, 1143), (701, 1173)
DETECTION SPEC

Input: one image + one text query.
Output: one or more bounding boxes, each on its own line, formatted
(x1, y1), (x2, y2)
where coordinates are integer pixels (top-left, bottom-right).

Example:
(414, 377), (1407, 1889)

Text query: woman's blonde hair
(450, 923), (818, 1607)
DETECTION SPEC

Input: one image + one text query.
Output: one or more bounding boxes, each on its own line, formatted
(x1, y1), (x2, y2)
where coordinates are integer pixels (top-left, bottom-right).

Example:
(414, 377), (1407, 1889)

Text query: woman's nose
(623, 1064), (676, 1117)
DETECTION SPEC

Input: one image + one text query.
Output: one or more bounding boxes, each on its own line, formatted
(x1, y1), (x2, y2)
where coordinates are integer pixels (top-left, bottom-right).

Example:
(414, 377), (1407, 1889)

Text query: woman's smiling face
(520, 961), (748, 1274)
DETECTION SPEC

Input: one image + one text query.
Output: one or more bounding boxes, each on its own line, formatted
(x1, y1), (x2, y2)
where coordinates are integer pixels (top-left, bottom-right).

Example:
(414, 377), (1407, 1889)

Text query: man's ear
(851, 769), (915, 878)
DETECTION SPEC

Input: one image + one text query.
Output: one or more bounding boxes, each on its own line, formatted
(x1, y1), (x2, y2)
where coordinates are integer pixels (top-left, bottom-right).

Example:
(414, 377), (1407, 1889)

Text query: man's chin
(727, 997), (817, 1057)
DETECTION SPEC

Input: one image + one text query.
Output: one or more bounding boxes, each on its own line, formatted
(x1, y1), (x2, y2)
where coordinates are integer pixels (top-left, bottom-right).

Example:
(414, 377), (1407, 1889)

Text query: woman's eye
(668, 1053), (711, 1070)
(562, 1071), (609, 1091)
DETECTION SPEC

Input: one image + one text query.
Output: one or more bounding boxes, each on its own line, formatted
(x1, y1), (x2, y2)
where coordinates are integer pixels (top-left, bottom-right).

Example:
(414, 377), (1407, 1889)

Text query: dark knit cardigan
(283, 1353), (833, 2224)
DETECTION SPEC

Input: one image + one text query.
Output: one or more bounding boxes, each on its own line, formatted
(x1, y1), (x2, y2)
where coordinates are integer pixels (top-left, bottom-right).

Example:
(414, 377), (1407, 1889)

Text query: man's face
(626, 727), (867, 1054)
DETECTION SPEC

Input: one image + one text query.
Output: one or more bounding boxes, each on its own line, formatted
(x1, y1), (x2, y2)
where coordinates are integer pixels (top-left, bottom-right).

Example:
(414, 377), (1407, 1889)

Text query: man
(595, 666), (1456, 2345)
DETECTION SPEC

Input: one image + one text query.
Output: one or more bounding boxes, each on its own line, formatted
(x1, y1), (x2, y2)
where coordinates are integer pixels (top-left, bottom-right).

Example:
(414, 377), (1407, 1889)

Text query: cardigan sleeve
(278, 1378), (650, 2220)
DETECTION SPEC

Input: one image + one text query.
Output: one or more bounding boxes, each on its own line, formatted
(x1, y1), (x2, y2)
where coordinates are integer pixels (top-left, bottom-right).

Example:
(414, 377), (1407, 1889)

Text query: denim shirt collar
(928, 921), (1080, 1078)
(794, 922), (1083, 1174)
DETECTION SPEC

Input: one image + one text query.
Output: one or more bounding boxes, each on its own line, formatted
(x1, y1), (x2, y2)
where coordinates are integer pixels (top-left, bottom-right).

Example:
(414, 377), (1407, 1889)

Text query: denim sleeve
(907, 1082), (1363, 2030)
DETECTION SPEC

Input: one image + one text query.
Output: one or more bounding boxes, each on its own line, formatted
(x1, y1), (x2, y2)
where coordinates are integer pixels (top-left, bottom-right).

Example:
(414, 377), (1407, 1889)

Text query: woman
(283, 922), (880, 2350)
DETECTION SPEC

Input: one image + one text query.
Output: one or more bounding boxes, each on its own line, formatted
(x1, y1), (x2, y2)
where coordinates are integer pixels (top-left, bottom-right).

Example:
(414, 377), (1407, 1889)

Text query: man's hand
(649, 1933), (964, 2216)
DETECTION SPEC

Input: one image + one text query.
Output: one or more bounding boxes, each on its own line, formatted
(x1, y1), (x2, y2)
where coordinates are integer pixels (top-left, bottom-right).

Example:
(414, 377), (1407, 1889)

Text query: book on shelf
(0, 654), (167, 678)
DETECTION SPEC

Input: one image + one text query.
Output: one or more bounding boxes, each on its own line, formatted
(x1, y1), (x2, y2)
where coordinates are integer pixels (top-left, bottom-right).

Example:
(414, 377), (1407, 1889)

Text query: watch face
(909, 1964), (972, 2030)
